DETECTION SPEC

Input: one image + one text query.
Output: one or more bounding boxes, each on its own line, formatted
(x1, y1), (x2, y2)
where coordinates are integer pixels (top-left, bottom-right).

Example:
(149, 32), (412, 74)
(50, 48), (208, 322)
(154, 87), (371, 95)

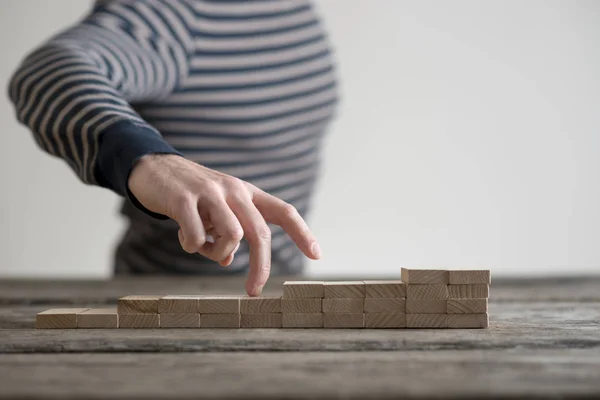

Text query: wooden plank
(160, 314), (200, 328)
(363, 280), (406, 298)
(448, 270), (491, 284)
(281, 298), (322, 313)
(282, 313), (323, 328)
(200, 313), (240, 328)
(197, 296), (241, 314)
(282, 281), (324, 298)
(447, 313), (489, 328)
(448, 284), (489, 299)
(406, 314), (447, 328)
(240, 297), (281, 314)
(76, 308), (118, 329)
(117, 295), (161, 314)
(447, 299), (488, 314)
(363, 298), (406, 313)
(401, 268), (449, 284)
(365, 313), (406, 328)
(406, 284), (449, 299)
(36, 308), (89, 329)
(323, 313), (364, 328)
(240, 314), (282, 328)
(158, 296), (200, 314)
(119, 314), (160, 329)
(406, 299), (447, 314)
(322, 298), (363, 313)
(323, 281), (365, 298)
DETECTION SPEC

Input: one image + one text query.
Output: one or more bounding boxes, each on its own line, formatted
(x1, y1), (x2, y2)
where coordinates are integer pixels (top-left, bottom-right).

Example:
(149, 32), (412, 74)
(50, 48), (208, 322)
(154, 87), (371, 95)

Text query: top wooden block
(240, 297), (281, 314)
(198, 296), (241, 314)
(401, 268), (448, 284)
(283, 281), (324, 298)
(323, 281), (365, 298)
(363, 280), (406, 298)
(36, 308), (89, 329)
(448, 270), (491, 284)
(158, 295), (201, 313)
(117, 295), (161, 314)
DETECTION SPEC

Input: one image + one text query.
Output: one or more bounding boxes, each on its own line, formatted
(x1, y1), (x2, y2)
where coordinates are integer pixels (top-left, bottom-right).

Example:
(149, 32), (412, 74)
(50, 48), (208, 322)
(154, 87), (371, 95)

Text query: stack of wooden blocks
(35, 269), (490, 329)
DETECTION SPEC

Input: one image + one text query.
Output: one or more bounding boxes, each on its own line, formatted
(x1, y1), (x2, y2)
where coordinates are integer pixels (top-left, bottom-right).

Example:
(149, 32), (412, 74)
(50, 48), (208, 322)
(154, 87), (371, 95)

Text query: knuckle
(256, 226), (272, 242)
(225, 226), (244, 242)
(168, 192), (194, 216)
(225, 177), (247, 193)
(282, 203), (298, 219)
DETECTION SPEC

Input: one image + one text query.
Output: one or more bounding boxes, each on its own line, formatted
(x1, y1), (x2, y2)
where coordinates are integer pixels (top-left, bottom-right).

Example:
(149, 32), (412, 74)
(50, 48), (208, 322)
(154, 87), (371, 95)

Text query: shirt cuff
(95, 119), (183, 219)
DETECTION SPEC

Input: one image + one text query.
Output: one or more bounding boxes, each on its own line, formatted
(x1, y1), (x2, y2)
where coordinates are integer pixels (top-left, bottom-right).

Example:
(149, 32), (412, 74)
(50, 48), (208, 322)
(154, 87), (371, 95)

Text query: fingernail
(254, 284), (264, 296)
(311, 242), (322, 258)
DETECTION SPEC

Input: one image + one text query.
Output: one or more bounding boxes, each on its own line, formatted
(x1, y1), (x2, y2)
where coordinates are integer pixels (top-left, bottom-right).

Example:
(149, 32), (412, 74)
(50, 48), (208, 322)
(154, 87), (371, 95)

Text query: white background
(1, 0), (598, 279)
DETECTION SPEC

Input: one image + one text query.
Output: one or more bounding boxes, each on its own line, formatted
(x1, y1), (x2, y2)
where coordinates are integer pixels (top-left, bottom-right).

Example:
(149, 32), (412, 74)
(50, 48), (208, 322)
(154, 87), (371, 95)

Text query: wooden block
(197, 296), (241, 314)
(36, 308), (89, 329)
(322, 298), (363, 313)
(365, 313), (406, 328)
(406, 299), (447, 314)
(240, 297), (281, 314)
(281, 298), (322, 313)
(200, 313), (240, 328)
(282, 313), (323, 328)
(323, 281), (365, 298)
(447, 299), (488, 314)
(406, 284), (448, 299)
(77, 308), (118, 329)
(364, 298), (406, 313)
(119, 314), (159, 328)
(363, 280), (406, 298)
(406, 314), (447, 328)
(447, 313), (489, 328)
(240, 313), (282, 328)
(160, 313), (200, 328)
(401, 268), (448, 284)
(158, 295), (201, 314)
(448, 270), (491, 284)
(323, 313), (364, 328)
(283, 281), (324, 298)
(117, 295), (161, 314)
(448, 284), (489, 299)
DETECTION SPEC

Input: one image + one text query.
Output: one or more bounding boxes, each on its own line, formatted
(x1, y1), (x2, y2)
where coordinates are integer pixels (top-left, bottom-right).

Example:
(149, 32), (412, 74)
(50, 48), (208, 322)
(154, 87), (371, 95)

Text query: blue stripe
(192, 33), (323, 56)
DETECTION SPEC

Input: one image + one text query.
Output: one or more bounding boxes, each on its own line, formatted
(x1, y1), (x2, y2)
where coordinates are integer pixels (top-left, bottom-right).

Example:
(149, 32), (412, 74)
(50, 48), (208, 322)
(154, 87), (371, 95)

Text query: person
(7, 0), (338, 296)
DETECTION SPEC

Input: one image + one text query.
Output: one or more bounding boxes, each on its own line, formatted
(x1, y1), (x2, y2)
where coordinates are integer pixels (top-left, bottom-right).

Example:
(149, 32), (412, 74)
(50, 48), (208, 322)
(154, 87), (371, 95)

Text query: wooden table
(1, 276), (599, 399)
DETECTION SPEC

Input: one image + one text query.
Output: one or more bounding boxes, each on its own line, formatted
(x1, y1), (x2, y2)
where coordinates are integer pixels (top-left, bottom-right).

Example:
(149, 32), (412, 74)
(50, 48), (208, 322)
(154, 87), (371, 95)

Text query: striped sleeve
(7, 0), (192, 209)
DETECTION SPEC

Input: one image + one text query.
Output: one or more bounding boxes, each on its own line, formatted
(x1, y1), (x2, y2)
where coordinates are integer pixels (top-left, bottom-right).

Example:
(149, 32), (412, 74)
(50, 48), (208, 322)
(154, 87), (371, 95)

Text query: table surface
(1, 275), (599, 399)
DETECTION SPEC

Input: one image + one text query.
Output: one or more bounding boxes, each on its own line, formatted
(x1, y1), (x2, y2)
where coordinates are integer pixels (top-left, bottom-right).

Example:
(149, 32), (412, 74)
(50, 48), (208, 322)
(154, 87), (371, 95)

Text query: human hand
(127, 154), (321, 296)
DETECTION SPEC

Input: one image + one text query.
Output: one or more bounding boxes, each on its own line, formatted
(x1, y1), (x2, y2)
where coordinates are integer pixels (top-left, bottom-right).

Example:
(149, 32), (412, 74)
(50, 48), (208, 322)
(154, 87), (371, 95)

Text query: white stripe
(185, 56), (332, 87)
(190, 39), (328, 69)
(190, 0), (305, 15)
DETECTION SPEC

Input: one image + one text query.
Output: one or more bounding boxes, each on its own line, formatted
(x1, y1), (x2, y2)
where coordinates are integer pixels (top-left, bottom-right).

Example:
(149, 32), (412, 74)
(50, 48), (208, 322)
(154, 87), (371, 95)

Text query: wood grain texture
(160, 314), (200, 328)
(282, 313), (323, 328)
(197, 296), (240, 314)
(118, 314), (159, 329)
(322, 298), (363, 313)
(200, 313), (240, 328)
(447, 313), (489, 328)
(449, 270), (491, 284)
(401, 268), (449, 284)
(158, 296), (200, 314)
(448, 284), (489, 299)
(406, 285), (449, 299)
(363, 280), (406, 298)
(240, 313), (282, 328)
(363, 298), (406, 313)
(406, 314), (447, 328)
(281, 298), (321, 313)
(282, 281), (324, 298)
(76, 309), (118, 329)
(406, 299), (447, 314)
(36, 309), (89, 329)
(365, 313), (406, 328)
(447, 299), (488, 314)
(323, 313), (364, 328)
(323, 282), (365, 298)
(117, 296), (161, 314)
(240, 297), (281, 314)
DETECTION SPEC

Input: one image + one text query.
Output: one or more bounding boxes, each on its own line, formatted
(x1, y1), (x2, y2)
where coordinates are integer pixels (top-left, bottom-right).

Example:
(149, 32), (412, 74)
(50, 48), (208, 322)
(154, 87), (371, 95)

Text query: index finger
(252, 190), (321, 260)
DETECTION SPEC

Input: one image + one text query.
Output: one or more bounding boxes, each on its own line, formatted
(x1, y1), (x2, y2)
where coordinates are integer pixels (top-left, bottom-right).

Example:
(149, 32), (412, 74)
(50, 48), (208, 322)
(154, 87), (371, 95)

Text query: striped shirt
(8, 0), (338, 276)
